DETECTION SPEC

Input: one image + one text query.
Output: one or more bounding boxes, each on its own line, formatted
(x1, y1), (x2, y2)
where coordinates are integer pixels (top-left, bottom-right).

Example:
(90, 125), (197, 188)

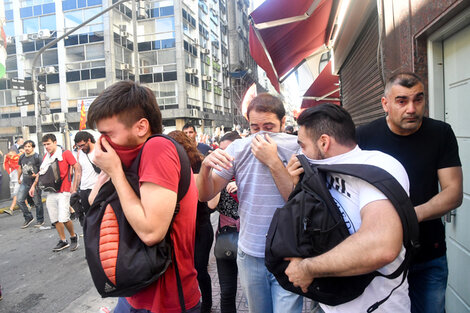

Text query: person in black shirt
(356, 72), (463, 313)
(182, 122), (213, 156)
(17, 140), (44, 228)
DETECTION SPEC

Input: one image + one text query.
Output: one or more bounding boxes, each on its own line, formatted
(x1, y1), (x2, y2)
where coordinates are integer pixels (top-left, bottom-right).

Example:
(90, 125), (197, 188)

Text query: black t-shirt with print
(19, 153), (41, 186)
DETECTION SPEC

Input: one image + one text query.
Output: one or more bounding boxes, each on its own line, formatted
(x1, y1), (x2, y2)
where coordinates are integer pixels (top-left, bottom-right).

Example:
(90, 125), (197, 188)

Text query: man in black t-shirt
(17, 140), (44, 228)
(356, 72), (463, 313)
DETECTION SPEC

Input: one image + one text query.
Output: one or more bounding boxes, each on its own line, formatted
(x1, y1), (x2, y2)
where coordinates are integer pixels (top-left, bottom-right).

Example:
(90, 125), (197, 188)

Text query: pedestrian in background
(17, 140), (44, 228)
(207, 131), (241, 313)
(3, 148), (20, 215)
(168, 130), (214, 313)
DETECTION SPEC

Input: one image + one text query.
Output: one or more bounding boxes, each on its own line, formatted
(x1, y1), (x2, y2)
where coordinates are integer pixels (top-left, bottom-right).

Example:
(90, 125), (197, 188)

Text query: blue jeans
(408, 255), (448, 313)
(17, 183), (44, 223)
(113, 297), (201, 313)
(237, 249), (303, 313)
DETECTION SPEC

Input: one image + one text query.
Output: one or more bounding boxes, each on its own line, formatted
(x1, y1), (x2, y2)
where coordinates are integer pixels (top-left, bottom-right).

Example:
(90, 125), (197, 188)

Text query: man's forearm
(268, 158), (295, 201)
(415, 186), (463, 222)
(197, 164), (216, 202)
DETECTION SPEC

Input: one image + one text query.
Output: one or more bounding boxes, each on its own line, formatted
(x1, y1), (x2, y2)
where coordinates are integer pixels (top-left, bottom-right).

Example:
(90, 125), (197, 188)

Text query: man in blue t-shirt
(356, 72), (463, 313)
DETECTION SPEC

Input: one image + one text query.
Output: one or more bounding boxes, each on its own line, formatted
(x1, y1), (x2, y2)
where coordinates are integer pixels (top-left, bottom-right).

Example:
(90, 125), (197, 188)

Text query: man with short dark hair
(356, 72), (463, 313)
(197, 93), (303, 313)
(30, 134), (81, 252)
(183, 122), (213, 156)
(73, 131), (99, 226)
(17, 140), (44, 228)
(285, 103), (411, 312)
(87, 80), (201, 313)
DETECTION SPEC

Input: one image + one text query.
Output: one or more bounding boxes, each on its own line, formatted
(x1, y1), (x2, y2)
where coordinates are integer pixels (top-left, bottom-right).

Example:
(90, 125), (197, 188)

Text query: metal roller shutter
(340, 12), (384, 126)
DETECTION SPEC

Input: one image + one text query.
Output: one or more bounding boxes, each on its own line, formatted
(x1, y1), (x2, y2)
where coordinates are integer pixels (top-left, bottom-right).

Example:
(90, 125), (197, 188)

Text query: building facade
(0, 0), (254, 148)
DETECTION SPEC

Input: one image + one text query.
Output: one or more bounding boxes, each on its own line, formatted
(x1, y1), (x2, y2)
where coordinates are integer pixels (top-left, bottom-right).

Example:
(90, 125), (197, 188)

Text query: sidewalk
(1, 199), (319, 313)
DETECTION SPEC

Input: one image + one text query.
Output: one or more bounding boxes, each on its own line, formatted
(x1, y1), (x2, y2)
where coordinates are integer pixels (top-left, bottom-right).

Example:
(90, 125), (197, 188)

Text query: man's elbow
(140, 232), (165, 247)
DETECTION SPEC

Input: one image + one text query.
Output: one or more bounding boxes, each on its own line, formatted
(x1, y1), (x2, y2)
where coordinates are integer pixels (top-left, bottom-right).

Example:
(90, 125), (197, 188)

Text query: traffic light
(40, 93), (51, 115)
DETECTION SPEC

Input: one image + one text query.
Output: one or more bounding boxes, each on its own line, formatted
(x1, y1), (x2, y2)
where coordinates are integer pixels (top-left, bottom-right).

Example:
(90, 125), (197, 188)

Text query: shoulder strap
(129, 134), (192, 204)
(314, 163), (419, 254)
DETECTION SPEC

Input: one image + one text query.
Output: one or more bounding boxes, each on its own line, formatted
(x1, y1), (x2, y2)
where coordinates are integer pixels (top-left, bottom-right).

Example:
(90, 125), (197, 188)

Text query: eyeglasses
(77, 143), (86, 149)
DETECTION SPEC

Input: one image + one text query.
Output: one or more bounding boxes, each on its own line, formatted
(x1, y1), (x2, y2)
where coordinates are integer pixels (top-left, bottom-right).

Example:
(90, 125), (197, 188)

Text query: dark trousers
(216, 254), (238, 313)
(194, 221), (214, 313)
(78, 189), (92, 226)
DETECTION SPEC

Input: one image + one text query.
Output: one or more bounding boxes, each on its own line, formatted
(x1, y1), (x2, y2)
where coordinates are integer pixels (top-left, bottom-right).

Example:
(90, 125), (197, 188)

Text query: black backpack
(265, 155), (419, 312)
(38, 158), (62, 192)
(83, 135), (191, 307)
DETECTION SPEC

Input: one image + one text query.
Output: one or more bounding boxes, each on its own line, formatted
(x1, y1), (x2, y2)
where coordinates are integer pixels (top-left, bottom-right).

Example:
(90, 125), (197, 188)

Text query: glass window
(20, 7), (33, 18)
(161, 39), (175, 49)
(47, 83), (60, 100)
(4, 22), (14, 36)
(156, 17), (174, 33)
(43, 50), (58, 65)
(62, 0), (77, 11)
(23, 18), (39, 34)
(33, 5), (42, 16)
(65, 10), (82, 28)
(84, 7), (103, 23)
(5, 10), (14, 21)
(78, 0), (87, 8)
(67, 82), (86, 98)
(81, 69), (90, 80)
(6, 57), (17, 71)
(47, 73), (59, 84)
(66, 46), (85, 62)
(163, 71), (177, 81)
(40, 15), (56, 30)
(87, 0), (102, 6)
(65, 35), (79, 46)
(86, 44), (105, 60)
(160, 6), (174, 16)
(90, 67), (105, 79)
(88, 80), (105, 97)
(66, 71), (81, 82)
(158, 50), (176, 64)
(43, 3), (55, 14)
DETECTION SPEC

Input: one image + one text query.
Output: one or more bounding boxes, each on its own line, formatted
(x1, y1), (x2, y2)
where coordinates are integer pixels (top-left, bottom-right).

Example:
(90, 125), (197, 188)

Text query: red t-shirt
(56, 150), (76, 193)
(127, 137), (200, 313)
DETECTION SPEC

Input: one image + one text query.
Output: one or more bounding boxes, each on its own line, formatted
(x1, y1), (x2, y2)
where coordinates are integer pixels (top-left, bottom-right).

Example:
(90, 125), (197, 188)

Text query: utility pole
(31, 0), (132, 154)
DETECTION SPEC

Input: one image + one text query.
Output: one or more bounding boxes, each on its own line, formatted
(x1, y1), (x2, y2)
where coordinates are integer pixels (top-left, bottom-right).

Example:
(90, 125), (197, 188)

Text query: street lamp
(31, 0), (132, 154)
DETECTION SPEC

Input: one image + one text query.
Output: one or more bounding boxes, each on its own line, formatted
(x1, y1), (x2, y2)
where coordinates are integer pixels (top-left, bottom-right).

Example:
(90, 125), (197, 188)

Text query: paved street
(0, 202), (317, 313)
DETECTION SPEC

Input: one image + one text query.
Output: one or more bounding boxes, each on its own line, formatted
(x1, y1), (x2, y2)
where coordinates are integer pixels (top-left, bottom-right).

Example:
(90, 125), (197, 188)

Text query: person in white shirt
(73, 131), (100, 226)
(285, 103), (411, 312)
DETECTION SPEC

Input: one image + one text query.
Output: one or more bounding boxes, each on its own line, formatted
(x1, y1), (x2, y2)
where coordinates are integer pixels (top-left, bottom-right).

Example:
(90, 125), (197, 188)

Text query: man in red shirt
(30, 134), (81, 252)
(87, 80), (200, 313)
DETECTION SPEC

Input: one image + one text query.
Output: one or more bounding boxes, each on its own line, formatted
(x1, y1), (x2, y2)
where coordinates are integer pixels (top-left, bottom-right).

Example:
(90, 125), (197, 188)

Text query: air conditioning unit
(53, 112), (65, 123)
(189, 109), (199, 117)
(120, 63), (131, 70)
(193, 38), (199, 46)
(41, 114), (53, 124)
(202, 75), (211, 81)
(121, 31), (130, 38)
(120, 25), (127, 32)
(29, 33), (39, 40)
(20, 34), (31, 42)
(138, 7), (148, 19)
(185, 68), (198, 75)
(6, 36), (14, 44)
(213, 56), (219, 62)
(38, 29), (51, 39)
(201, 48), (210, 54)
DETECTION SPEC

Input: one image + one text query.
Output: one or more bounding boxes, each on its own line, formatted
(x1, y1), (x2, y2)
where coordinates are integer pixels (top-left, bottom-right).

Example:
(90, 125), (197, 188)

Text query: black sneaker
(34, 221), (45, 228)
(70, 235), (79, 251)
(21, 218), (35, 229)
(52, 240), (70, 252)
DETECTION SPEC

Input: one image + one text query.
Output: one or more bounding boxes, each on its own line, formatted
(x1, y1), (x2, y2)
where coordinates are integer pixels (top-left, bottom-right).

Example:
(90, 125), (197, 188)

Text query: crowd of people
(0, 71), (463, 313)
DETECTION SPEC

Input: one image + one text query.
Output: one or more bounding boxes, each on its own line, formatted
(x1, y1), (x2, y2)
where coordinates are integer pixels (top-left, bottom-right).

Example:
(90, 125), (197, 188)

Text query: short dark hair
(297, 103), (356, 146)
(87, 80), (162, 134)
(74, 131), (96, 144)
(247, 93), (285, 122)
(42, 133), (57, 143)
(24, 140), (35, 148)
(18, 145), (24, 150)
(182, 123), (196, 132)
(220, 131), (241, 143)
(384, 72), (424, 97)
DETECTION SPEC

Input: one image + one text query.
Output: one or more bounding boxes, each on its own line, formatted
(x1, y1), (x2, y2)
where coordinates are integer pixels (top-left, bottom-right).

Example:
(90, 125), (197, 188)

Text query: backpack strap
(128, 134), (191, 312)
(314, 163), (420, 312)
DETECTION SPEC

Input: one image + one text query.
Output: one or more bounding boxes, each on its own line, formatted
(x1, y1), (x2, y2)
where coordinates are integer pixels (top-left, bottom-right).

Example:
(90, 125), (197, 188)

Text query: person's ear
(381, 96), (389, 114)
(318, 134), (331, 152)
(134, 118), (150, 137)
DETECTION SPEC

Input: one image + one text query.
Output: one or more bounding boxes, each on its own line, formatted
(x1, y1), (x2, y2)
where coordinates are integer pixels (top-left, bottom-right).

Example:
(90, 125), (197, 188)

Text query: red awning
(301, 60), (340, 108)
(249, 0), (338, 92)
